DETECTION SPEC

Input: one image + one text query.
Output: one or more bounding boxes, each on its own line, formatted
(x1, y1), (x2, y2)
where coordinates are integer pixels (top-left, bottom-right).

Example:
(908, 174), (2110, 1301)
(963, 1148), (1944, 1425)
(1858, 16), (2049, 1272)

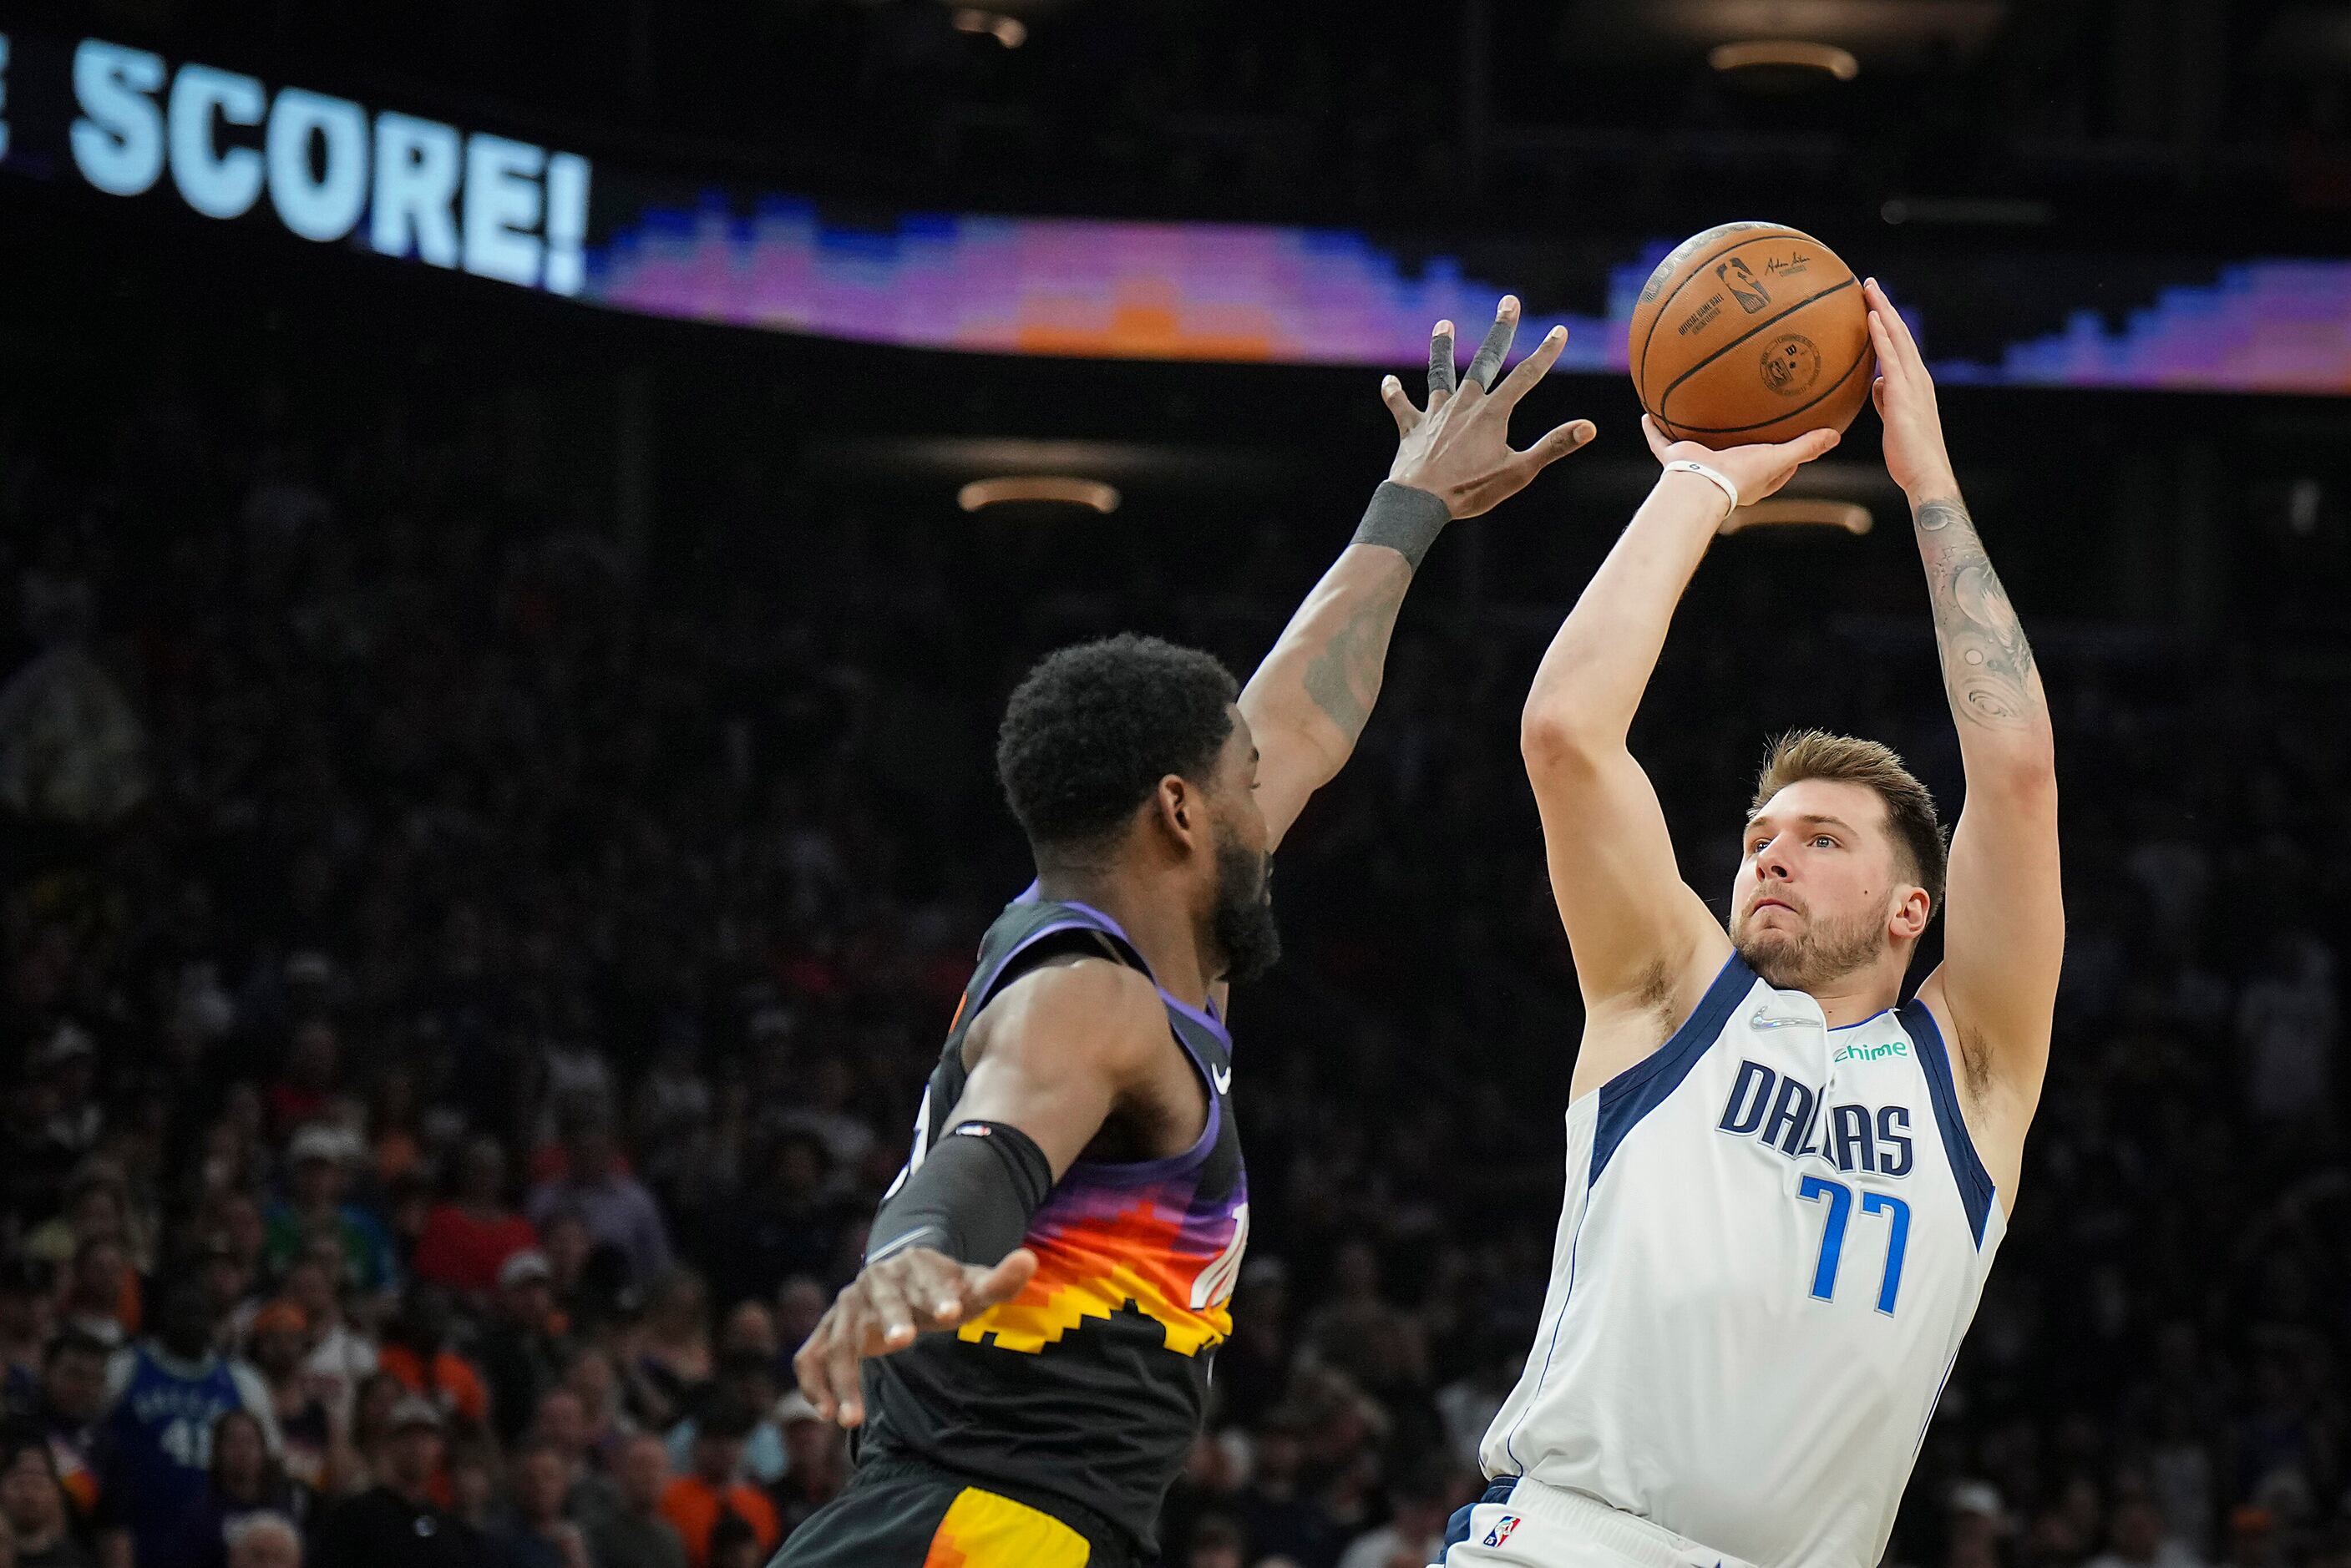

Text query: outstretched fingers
(1862, 279), (1923, 372)
(1491, 324), (1568, 408)
(970, 1247), (1040, 1311)
(1380, 374), (1421, 435)
(1462, 296), (1521, 392)
(1426, 320), (1457, 403)
(1516, 417), (1598, 478)
(1784, 425), (1843, 465)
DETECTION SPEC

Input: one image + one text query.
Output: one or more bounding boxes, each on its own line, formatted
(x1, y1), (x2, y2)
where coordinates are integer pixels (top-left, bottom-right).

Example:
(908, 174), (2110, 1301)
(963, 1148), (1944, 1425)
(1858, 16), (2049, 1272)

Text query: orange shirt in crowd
(660, 1476), (779, 1568)
(377, 1343), (490, 1428)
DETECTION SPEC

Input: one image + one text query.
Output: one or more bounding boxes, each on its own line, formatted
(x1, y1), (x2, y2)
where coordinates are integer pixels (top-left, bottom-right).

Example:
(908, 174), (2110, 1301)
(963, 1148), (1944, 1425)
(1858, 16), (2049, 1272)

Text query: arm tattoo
(1915, 497), (2039, 731)
(1300, 579), (1406, 742)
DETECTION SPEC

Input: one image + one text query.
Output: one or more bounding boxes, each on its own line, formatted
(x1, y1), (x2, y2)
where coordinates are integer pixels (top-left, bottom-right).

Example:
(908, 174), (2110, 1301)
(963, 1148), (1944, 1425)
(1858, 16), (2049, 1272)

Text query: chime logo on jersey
(1482, 1515), (1522, 1548)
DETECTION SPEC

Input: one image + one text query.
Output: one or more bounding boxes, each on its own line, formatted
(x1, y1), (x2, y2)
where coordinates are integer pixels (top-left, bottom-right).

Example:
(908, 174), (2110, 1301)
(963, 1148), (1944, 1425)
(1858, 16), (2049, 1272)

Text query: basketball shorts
(1435, 1475), (1758, 1568)
(771, 1455), (1137, 1568)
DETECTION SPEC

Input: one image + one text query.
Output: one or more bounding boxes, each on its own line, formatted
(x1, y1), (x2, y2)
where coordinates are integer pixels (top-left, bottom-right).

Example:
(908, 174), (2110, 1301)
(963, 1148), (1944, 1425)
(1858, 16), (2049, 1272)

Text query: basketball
(1627, 222), (1873, 448)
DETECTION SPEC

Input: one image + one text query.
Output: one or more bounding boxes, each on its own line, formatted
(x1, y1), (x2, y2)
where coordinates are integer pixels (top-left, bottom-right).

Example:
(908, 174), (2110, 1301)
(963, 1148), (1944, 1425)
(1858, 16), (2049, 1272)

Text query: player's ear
(1153, 774), (1199, 847)
(1890, 884), (1932, 943)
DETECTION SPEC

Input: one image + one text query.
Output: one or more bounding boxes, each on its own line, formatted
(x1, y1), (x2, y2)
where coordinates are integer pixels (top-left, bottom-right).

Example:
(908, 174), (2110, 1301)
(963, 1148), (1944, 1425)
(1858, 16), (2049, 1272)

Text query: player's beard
(1734, 898), (1885, 993)
(1210, 825), (1282, 986)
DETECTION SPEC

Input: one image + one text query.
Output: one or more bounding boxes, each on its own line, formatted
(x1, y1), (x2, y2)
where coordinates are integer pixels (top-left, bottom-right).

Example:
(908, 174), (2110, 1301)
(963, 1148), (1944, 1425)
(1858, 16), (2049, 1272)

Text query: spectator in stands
(332, 1373), (413, 1500)
(264, 1024), (340, 1141)
(19, 1331), (112, 1535)
(521, 1389), (618, 1527)
(630, 1272), (712, 1433)
(1185, 1514), (1248, 1568)
(176, 1409), (312, 1568)
(587, 1433), (686, 1568)
(279, 1256), (376, 1426)
(0, 1264), (52, 1410)
(2088, 1491), (2211, 1568)
(1239, 1406), (1341, 1568)
(656, 1399), (776, 1568)
(527, 1101), (670, 1291)
(477, 1255), (565, 1449)
(22, 1164), (137, 1279)
(715, 1133), (850, 1309)
(263, 1126), (398, 1298)
(221, 1514), (301, 1568)
(555, 1352), (631, 1467)
(311, 1398), (480, 1568)
(0, 1430), (92, 1568)
(491, 1443), (591, 1568)
(99, 1280), (276, 1568)
(1335, 1463), (1456, 1568)
(242, 1303), (333, 1492)
(413, 1141), (537, 1302)
(376, 1287), (489, 1433)
(662, 1353), (783, 1488)
(767, 1394), (845, 1545)
(56, 1242), (134, 1344)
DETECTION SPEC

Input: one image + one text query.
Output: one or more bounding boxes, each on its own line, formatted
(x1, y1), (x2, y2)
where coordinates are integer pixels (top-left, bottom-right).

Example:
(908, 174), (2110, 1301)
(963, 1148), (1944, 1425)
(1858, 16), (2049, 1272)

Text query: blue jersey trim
(1901, 999), (1995, 1246)
(1589, 952), (1756, 1185)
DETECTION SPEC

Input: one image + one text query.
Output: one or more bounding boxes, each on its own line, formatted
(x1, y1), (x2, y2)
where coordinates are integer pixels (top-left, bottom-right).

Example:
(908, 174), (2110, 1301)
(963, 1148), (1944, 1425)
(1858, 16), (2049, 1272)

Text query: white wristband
(1663, 459), (1740, 517)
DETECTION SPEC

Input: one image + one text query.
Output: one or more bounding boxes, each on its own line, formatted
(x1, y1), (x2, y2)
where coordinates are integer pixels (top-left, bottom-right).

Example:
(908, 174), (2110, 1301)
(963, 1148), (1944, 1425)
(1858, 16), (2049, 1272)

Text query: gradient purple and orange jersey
(856, 888), (1248, 1560)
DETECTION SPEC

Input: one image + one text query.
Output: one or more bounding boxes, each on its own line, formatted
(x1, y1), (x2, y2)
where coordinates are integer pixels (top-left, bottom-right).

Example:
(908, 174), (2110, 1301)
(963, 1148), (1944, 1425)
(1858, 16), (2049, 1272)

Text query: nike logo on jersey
(1749, 1004), (1816, 1030)
(1210, 1063), (1233, 1095)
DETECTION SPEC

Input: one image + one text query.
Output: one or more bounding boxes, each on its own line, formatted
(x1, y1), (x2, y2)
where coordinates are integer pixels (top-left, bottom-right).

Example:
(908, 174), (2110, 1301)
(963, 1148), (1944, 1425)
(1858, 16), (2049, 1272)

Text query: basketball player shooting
(778, 300), (1597, 1568)
(1441, 280), (2062, 1568)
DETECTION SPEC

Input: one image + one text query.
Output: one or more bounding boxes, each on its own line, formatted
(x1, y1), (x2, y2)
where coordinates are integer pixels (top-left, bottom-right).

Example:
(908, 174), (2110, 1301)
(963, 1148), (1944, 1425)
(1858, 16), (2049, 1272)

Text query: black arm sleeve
(866, 1120), (1055, 1267)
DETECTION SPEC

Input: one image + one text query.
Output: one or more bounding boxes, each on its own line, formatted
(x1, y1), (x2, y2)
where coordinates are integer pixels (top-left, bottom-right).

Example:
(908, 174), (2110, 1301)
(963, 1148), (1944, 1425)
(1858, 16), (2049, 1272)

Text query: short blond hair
(1751, 731), (1948, 913)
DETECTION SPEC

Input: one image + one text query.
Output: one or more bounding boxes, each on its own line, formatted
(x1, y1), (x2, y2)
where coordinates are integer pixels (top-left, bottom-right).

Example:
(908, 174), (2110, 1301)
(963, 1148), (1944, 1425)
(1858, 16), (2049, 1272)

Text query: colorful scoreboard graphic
(588, 198), (2351, 392)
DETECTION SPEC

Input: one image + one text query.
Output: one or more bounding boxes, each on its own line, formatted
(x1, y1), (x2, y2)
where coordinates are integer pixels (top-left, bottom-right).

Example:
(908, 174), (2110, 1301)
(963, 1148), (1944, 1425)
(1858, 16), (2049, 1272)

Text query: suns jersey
(1482, 954), (2007, 1568)
(859, 888), (1249, 1555)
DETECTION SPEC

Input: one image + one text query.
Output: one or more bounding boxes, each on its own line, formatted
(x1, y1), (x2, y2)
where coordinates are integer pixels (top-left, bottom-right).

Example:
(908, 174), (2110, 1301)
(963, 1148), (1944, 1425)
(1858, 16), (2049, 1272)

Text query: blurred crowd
(0, 352), (2345, 1568)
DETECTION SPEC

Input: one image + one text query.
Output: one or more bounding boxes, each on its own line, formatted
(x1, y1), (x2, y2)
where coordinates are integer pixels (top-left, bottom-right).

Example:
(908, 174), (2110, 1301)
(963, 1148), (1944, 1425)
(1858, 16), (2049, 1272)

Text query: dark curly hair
(996, 635), (1239, 853)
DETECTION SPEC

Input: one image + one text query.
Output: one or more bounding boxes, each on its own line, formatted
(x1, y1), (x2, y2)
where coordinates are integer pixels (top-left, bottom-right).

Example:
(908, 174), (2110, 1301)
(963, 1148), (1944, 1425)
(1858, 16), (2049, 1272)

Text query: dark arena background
(2, 3), (2349, 1567)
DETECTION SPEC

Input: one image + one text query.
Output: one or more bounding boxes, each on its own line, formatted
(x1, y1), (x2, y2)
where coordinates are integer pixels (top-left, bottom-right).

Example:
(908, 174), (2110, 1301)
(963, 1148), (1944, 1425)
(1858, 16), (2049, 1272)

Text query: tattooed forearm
(1299, 580), (1406, 742)
(1914, 496), (2041, 732)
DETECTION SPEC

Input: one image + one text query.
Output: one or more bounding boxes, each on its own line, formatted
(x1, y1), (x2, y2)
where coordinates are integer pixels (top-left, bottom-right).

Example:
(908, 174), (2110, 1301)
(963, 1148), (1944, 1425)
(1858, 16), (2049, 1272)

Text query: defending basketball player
(777, 300), (1598, 1568)
(1442, 280), (2061, 1568)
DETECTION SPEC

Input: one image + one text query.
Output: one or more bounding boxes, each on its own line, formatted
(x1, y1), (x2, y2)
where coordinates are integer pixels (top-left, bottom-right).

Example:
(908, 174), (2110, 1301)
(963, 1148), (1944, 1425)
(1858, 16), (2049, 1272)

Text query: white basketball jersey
(1481, 954), (2006, 1568)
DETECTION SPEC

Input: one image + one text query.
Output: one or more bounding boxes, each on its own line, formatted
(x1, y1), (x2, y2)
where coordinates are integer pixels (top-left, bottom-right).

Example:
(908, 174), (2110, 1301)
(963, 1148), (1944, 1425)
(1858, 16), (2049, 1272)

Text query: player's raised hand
(1642, 414), (1840, 510)
(793, 1244), (1039, 1428)
(1862, 278), (1958, 501)
(1381, 296), (1597, 520)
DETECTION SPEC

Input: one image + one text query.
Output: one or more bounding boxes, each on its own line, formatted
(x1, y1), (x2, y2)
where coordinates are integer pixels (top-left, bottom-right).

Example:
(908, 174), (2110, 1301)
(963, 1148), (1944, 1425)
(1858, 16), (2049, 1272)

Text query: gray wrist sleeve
(866, 1120), (1053, 1267)
(1353, 482), (1452, 572)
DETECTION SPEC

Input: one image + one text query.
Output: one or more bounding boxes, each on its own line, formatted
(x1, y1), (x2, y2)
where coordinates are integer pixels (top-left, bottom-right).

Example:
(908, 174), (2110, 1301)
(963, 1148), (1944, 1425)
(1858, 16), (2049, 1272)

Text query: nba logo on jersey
(1482, 1515), (1521, 1548)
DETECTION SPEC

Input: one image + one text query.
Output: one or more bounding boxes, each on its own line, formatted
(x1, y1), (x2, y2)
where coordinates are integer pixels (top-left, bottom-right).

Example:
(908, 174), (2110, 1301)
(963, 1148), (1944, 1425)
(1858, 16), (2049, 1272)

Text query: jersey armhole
(1901, 998), (1998, 1246)
(968, 922), (1150, 1022)
(1588, 952), (1756, 1186)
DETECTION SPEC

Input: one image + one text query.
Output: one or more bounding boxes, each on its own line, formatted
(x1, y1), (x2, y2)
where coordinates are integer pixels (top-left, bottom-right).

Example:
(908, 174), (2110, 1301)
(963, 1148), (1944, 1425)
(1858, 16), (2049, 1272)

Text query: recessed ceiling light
(1707, 39), (1861, 81)
(1718, 498), (1872, 537)
(957, 477), (1121, 513)
(951, 8), (1027, 48)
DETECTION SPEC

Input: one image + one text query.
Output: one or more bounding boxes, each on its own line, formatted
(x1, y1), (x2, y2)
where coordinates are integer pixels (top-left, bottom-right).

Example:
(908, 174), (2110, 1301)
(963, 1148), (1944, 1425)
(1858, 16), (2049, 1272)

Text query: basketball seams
(1654, 341), (1873, 438)
(1654, 276), (1862, 416)
(1633, 225), (1812, 405)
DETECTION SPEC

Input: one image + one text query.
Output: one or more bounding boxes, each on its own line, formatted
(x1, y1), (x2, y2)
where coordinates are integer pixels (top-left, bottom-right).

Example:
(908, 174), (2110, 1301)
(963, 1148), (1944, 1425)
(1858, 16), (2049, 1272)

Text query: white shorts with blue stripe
(1435, 1476), (1758, 1568)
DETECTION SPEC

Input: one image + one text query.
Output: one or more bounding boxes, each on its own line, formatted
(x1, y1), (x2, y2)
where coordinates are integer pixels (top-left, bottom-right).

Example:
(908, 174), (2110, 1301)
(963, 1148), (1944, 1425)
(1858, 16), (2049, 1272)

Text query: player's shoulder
(973, 950), (1169, 1067)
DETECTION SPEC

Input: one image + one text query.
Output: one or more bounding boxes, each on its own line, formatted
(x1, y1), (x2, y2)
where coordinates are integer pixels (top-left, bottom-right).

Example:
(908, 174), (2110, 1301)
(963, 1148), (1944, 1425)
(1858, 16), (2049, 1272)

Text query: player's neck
(1034, 865), (1215, 1008)
(1801, 967), (1904, 1029)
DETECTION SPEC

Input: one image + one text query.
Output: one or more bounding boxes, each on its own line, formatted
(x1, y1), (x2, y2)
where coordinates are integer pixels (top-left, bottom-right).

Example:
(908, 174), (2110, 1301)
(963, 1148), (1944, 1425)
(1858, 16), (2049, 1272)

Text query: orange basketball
(1627, 222), (1873, 449)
